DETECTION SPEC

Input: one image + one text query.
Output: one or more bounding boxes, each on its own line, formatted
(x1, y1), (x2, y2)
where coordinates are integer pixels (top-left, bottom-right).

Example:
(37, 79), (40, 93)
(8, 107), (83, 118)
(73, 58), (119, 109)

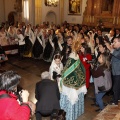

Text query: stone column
(35, 0), (42, 25)
(29, 0), (35, 25)
(60, 0), (64, 25)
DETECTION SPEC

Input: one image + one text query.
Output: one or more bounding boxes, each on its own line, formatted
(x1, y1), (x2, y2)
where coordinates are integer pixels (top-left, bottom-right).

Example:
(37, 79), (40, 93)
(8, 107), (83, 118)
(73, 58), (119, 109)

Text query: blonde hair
(55, 29), (60, 35)
(72, 38), (81, 53)
(100, 53), (110, 70)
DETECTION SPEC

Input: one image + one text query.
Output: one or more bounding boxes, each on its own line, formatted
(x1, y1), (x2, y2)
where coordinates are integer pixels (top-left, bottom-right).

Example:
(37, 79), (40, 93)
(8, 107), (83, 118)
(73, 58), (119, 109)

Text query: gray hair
(41, 71), (50, 79)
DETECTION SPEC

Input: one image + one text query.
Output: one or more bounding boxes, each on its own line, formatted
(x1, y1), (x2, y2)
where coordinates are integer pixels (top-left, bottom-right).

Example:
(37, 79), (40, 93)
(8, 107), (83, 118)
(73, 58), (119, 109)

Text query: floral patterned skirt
(60, 92), (84, 120)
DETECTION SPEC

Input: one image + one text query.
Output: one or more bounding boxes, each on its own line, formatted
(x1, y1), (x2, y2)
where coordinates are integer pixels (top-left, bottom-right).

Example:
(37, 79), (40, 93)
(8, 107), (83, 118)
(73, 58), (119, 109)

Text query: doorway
(45, 11), (57, 25)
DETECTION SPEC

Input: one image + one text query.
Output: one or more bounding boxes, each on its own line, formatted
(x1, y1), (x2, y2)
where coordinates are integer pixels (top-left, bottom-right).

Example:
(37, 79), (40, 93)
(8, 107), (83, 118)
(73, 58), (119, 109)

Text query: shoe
(109, 102), (118, 106)
(91, 103), (99, 107)
(95, 109), (102, 112)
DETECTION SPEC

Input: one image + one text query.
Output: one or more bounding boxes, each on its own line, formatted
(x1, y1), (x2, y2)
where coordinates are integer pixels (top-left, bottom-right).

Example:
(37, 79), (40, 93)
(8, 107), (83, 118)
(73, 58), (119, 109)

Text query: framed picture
(68, 0), (82, 15)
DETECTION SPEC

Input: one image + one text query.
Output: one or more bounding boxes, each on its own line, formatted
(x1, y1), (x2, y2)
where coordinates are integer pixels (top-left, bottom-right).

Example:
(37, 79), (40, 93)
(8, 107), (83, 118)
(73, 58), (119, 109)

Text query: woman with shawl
(24, 24), (35, 57)
(49, 53), (63, 91)
(0, 27), (10, 54)
(7, 26), (18, 54)
(32, 26), (43, 59)
(43, 29), (57, 62)
(60, 39), (87, 120)
(56, 31), (64, 52)
(7, 26), (17, 45)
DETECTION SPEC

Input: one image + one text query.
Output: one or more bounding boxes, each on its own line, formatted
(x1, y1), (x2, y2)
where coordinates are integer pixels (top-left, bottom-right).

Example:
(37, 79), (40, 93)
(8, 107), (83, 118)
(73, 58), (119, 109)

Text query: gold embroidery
(62, 58), (85, 89)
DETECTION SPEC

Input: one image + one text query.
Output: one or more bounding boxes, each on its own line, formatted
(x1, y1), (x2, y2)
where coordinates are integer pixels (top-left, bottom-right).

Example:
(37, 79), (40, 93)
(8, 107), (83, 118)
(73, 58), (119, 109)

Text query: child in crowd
(91, 53), (112, 112)
(49, 54), (63, 90)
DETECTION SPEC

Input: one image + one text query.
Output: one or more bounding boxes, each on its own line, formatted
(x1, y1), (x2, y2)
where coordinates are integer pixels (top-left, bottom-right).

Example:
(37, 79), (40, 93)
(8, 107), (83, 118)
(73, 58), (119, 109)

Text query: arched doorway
(45, 11), (57, 25)
(8, 11), (17, 25)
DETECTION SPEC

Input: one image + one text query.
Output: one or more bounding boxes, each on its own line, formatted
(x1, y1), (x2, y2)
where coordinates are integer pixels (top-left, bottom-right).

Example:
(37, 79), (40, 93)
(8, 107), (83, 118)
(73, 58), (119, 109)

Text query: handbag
(98, 70), (112, 92)
(98, 86), (106, 91)
(50, 109), (66, 120)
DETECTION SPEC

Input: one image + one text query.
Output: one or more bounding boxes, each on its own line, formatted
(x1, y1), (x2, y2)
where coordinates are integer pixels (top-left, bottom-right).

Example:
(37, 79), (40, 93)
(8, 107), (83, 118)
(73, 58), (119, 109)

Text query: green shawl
(61, 58), (85, 90)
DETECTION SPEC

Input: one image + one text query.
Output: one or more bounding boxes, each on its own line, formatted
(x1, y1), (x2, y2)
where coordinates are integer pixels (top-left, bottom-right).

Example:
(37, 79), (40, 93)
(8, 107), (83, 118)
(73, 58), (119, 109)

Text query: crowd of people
(0, 20), (120, 120)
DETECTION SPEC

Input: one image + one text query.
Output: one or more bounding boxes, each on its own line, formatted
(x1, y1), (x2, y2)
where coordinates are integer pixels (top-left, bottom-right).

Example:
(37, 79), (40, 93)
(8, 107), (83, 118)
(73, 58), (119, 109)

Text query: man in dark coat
(35, 71), (60, 120)
(106, 37), (120, 105)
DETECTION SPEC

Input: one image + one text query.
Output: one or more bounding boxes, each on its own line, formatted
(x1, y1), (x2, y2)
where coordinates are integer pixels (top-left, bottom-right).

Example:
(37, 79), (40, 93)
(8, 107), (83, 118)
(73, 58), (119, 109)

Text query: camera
(86, 59), (95, 64)
(87, 59), (97, 67)
(16, 85), (23, 103)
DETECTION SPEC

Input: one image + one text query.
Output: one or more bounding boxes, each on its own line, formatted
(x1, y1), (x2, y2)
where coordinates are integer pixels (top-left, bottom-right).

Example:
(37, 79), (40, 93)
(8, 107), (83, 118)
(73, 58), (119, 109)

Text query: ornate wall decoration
(14, 0), (22, 13)
(68, 0), (82, 15)
(44, 0), (59, 7)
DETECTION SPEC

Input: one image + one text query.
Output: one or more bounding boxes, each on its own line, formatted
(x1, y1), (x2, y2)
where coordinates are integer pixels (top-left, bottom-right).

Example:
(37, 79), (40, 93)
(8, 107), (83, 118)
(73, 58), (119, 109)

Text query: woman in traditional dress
(0, 27), (10, 54)
(41, 29), (48, 51)
(24, 24), (35, 57)
(32, 26), (43, 59)
(7, 26), (17, 45)
(43, 29), (57, 62)
(7, 26), (18, 54)
(84, 33), (95, 57)
(56, 31), (64, 52)
(49, 54), (63, 91)
(0, 27), (9, 46)
(60, 39), (87, 120)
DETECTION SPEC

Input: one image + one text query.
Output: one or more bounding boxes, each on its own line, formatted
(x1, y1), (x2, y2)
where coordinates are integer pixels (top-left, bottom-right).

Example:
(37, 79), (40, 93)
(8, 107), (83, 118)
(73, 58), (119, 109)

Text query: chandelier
(45, 0), (59, 7)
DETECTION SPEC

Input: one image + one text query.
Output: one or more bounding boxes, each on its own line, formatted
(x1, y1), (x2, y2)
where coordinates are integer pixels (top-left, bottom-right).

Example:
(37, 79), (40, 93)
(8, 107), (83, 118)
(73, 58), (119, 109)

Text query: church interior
(0, 0), (120, 120)
(1, 0), (120, 28)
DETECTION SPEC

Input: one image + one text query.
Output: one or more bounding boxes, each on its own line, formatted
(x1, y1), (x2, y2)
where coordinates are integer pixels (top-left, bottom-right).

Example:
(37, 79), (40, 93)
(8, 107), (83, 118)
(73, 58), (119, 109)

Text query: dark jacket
(91, 65), (112, 94)
(61, 42), (72, 66)
(35, 79), (60, 112)
(111, 47), (120, 75)
(91, 65), (105, 78)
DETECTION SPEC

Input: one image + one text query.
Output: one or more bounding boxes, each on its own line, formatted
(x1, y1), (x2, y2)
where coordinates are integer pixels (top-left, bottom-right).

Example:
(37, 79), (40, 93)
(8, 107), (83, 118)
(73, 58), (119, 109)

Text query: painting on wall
(68, 0), (82, 15)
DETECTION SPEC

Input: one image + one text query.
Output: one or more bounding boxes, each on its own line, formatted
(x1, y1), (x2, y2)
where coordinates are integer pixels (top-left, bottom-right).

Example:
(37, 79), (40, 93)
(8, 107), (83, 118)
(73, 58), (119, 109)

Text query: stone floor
(0, 55), (112, 120)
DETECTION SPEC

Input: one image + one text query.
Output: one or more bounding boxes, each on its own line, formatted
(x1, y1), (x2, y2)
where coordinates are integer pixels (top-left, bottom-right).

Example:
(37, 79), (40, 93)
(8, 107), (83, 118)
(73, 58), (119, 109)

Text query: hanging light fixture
(45, 0), (59, 7)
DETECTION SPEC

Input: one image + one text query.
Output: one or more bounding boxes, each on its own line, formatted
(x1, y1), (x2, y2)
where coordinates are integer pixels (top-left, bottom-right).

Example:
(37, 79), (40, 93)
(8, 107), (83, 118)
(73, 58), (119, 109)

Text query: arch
(45, 11), (57, 25)
(8, 11), (17, 25)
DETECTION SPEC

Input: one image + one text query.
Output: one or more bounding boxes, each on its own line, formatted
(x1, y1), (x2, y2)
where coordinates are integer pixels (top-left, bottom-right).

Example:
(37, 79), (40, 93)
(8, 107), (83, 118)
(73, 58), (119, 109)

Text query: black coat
(61, 42), (72, 66)
(43, 40), (54, 60)
(35, 79), (60, 112)
(32, 37), (43, 58)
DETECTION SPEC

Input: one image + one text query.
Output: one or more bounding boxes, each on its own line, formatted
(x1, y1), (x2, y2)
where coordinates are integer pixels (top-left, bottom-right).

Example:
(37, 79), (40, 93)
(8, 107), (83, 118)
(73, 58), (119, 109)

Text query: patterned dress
(60, 52), (87, 120)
